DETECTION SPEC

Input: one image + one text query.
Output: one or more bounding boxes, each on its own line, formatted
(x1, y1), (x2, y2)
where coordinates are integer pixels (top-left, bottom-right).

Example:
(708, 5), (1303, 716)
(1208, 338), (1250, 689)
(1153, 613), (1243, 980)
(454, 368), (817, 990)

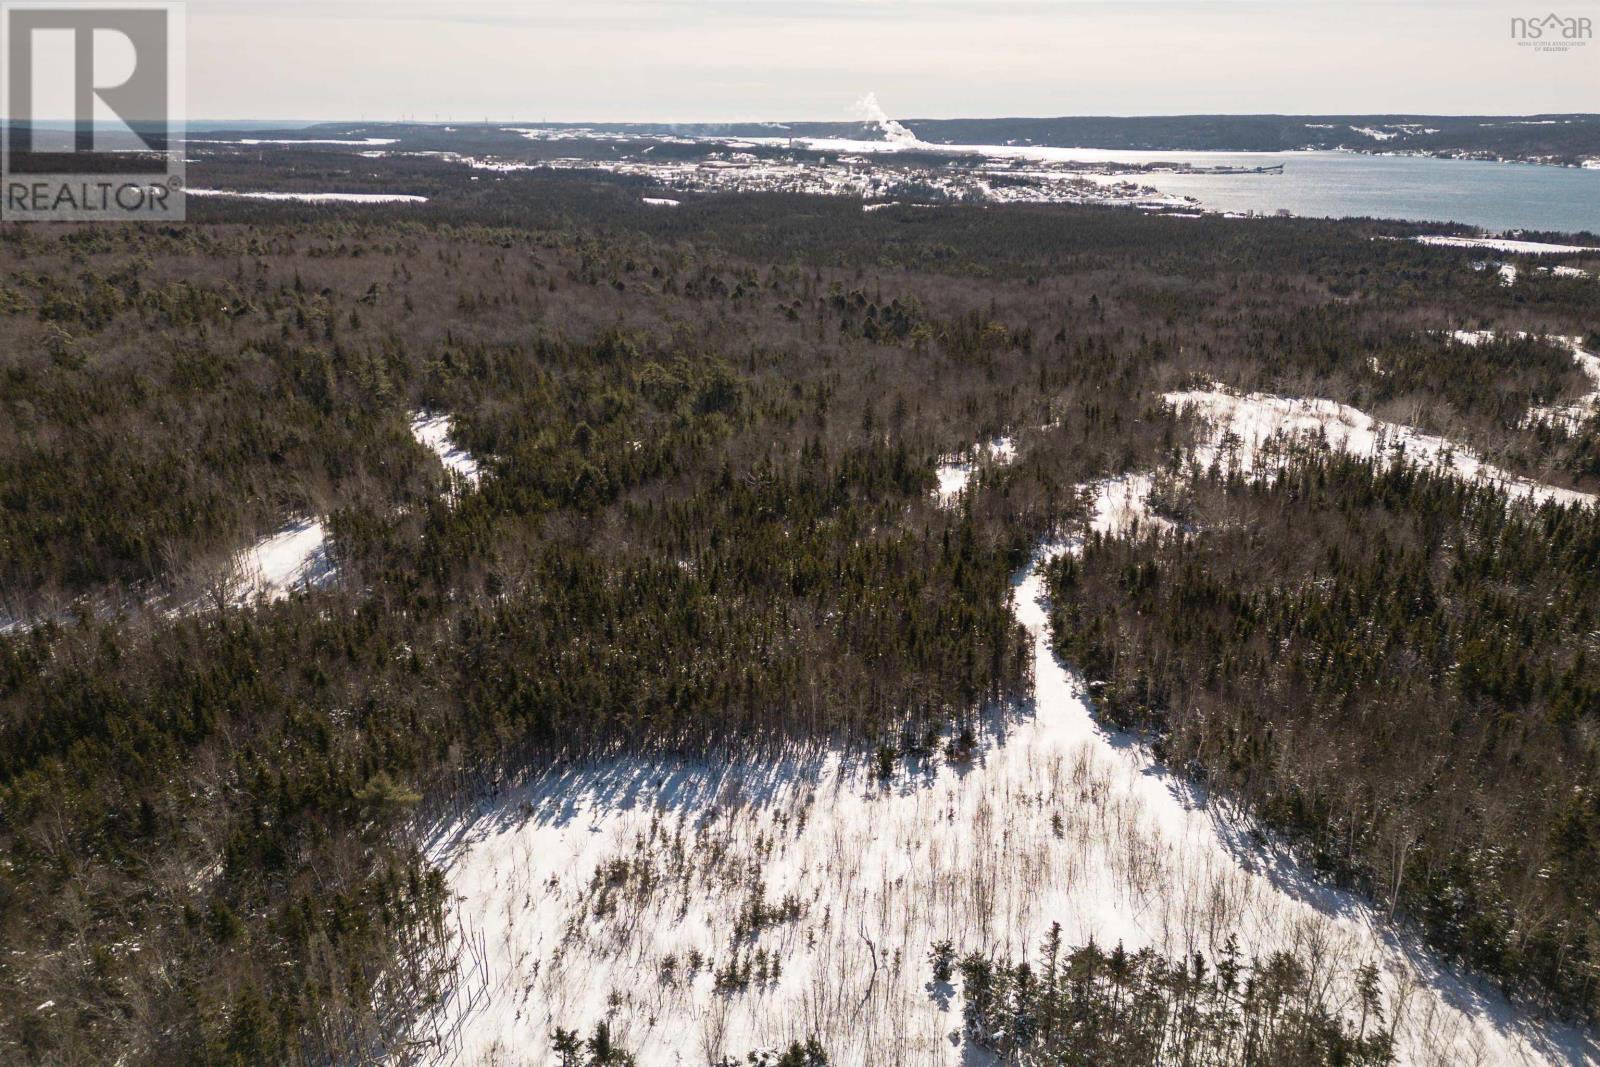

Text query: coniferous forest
(1, 157), (1599, 1063)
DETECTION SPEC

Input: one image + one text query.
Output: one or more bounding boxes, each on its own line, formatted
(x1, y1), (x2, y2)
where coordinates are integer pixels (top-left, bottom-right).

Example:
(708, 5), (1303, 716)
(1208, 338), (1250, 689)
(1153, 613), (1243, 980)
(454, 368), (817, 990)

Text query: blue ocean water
(1082, 150), (1600, 233)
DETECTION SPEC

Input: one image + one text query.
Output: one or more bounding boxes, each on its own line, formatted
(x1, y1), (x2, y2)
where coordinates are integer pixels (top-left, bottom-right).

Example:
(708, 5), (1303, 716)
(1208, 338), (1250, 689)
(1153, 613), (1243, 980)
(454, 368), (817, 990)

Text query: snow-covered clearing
(195, 137), (400, 146)
(410, 412), (482, 488)
(641, 197), (681, 207)
(1164, 385), (1596, 508)
(1414, 235), (1600, 254)
(229, 518), (336, 604)
(0, 517), (335, 633)
(186, 189), (429, 204)
(933, 437), (1016, 505)
(419, 473), (1593, 1066)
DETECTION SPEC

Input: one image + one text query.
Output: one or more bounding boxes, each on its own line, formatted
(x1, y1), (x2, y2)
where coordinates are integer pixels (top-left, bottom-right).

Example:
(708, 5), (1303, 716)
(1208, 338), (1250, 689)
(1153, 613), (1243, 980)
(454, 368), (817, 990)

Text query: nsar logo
(1511, 12), (1592, 51)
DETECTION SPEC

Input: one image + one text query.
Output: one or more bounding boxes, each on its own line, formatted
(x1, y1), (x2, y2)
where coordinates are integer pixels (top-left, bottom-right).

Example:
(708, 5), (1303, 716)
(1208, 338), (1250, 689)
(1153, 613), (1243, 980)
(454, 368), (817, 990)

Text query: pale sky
(177, 0), (1598, 121)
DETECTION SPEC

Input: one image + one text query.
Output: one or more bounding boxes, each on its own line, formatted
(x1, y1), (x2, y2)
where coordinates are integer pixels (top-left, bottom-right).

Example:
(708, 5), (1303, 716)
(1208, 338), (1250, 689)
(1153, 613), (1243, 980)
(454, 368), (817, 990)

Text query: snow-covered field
(1164, 384), (1596, 508)
(192, 137), (400, 147)
(418, 467), (1595, 1067)
(1414, 235), (1600, 254)
(186, 189), (429, 204)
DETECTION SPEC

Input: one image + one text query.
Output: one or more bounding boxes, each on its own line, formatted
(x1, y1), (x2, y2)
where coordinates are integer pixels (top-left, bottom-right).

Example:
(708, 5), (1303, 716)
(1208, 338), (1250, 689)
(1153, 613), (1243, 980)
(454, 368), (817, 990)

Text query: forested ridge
(2, 163), (1599, 1062)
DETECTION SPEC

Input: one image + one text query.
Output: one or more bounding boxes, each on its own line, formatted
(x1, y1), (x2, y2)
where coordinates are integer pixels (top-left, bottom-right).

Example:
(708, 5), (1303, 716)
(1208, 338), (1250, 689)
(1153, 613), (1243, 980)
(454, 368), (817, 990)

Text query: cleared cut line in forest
(415, 471), (1592, 1067)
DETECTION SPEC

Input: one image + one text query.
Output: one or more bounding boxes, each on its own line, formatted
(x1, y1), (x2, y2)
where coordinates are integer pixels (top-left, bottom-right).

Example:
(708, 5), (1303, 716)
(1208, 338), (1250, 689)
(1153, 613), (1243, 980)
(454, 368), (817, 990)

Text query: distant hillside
(187, 113), (1600, 167)
(325, 113), (1597, 165)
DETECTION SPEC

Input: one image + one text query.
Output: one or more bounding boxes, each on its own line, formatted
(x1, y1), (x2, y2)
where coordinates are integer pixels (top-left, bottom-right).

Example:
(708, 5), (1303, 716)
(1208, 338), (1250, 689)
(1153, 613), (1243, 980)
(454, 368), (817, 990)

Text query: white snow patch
(238, 137), (398, 146)
(1414, 235), (1600, 254)
(231, 519), (335, 604)
(861, 201), (899, 212)
(933, 436), (1017, 505)
(419, 476), (1594, 1067)
(188, 137), (401, 147)
(1498, 263), (1519, 286)
(640, 196), (681, 207)
(1164, 386), (1595, 509)
(409, 412), (482, 488)
(186, 189), (428, 204)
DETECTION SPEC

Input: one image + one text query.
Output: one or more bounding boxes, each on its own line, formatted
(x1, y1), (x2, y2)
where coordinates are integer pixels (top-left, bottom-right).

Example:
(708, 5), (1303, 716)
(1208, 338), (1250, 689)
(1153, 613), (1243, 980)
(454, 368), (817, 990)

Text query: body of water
(1073, 150), (1600, 233)
(794, 136), (1600, 233)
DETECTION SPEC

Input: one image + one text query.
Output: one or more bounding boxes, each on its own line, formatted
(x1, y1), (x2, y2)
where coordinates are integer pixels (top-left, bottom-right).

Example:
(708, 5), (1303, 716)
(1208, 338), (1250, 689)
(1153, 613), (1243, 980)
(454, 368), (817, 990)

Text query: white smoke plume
(854, 92), (920, 147)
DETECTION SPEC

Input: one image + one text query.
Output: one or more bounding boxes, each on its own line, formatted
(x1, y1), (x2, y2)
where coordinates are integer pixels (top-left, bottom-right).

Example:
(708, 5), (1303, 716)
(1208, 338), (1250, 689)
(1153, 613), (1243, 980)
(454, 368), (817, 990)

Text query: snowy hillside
(417, 472), (1595, 1066)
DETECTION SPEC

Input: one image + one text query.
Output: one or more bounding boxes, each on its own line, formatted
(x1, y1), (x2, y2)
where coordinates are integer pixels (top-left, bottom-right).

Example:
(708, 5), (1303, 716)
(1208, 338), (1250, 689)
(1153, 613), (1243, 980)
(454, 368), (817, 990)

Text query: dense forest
(1049, 454), (1600, 1016)
(1, 158), (1599, 1062)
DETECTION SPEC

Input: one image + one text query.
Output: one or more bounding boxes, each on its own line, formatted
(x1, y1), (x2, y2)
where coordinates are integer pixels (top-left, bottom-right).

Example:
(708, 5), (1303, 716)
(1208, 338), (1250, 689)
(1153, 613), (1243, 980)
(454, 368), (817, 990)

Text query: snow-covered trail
(418, 476), (1594, 1067)
(0, 516), (336, 634)
(410, 411), (482, 488)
